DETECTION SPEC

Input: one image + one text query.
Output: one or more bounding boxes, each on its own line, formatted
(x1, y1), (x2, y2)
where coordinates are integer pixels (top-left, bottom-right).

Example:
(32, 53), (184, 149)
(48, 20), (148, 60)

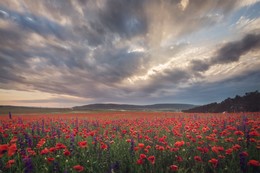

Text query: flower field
(0, 112), (259, 173)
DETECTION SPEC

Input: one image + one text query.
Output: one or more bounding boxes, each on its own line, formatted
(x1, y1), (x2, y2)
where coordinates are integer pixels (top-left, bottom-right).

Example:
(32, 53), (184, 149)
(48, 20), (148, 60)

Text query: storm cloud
(212, 33), (260, 64)
(190, 33), (260, 72)
(0, 0), (260, 106)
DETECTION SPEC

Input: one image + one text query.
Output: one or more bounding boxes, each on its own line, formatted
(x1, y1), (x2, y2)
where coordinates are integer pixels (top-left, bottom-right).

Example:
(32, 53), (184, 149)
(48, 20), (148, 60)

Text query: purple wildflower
(41, 119), (45, 134)
(69, 132), (75, 153)
(24, 133), (33, 148)
(23, 157), (34, 173)
(239, 152), (247, 173)
(8, 112), (12, 119)
(130, 138), (134, 156)
(18, 136), (26, 157)
(109, 161), (120, 173)
(53, 161), (60, 173)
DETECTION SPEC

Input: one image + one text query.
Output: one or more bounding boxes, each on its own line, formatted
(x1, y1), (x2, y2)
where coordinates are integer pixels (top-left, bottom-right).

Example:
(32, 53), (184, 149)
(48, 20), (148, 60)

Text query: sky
(0, 0), (260, 108)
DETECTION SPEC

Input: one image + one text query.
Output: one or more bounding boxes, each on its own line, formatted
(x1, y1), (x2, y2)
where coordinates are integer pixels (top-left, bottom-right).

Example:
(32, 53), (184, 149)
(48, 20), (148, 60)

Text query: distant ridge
(0, 103), (197, 114)
(183, 91), (260, 113)
(0, 105), (70, 114)
(73, 103), (196, 111)
(1, 91), (259, 114)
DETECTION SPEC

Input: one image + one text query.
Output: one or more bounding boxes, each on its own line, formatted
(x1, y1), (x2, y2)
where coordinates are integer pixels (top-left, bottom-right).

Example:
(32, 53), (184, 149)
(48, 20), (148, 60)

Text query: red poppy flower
(250, 138), (257, 143)
(0, 144), (8, 151)
(232, 144), (241, 150)
(0, 144), (8, 158)
(249, 131), (260, 137)
(49, 147), (56, 153)
(28, 149), (36, 156)
(101, 143), (108, 150)
(40, 148), (49, 155)
(158, 146), (165, 151)
(148, 155), (155, 164)
(144, 148), (149, 153)
(234, 131), (244, 136)
(55, 143), (66, 150)
(209, 158), (218, 168)
(134, 147), (139, 151)
(225, 148), (233, 155)
(5, 159), (15, 168)
(211, 146), (218, 153)
(140, 154), (147, 159)
(174, 141), (185, 147)
(10, 136), (18, 143)
(240, 151), (248, 157)
(170, 147), (179, 152)
(170, 165), (178, 171)
(89, 131), (95, 137)
(47, 157), (55, 163)
(36, 138), (46, 148)
(194, 156), (202, 162)
(218, 155), (225, 159)
(73, 165), (84, 172)
(136, 158), (144, 165)
(78, 141), (87, 148)
(64, 150), (71, 156)
(196, 135), (202, 139)
(177, 156), (183, 162)
(8, 144), (17, 157)
(248, 160), (260, 167)
(138, 143), (145, 148)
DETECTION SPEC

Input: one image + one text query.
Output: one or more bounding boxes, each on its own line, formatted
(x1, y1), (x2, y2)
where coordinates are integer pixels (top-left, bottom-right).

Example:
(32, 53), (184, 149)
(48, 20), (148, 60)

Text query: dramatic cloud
(0, 0), (259, 107)
(212, 33), (260, 64)
(190, 33), (260, 72)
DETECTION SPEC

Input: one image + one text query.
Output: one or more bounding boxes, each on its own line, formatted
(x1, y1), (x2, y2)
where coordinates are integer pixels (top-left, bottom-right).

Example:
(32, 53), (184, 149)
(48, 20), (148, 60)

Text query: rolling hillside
(183, 91), (260, 113)
(73, 103), (196, 111)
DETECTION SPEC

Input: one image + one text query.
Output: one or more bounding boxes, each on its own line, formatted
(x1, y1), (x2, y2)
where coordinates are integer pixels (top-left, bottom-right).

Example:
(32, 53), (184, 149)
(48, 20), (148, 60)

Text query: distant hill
(0, 103), (197, 114)
(73, 103), (197, 112)
(0, 106), (70, 114)
(183, 91), (260, 113)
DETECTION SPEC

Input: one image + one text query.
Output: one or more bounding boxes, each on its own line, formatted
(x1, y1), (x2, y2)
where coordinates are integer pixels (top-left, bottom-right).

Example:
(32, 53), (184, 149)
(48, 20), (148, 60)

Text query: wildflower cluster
(0, 112), (259, 172)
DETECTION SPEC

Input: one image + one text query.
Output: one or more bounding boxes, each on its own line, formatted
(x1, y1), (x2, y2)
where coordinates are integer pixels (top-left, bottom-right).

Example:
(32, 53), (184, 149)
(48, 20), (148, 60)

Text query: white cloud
(234, 16), (260, 33)
(204, 50), (260, 83)
(236, 0), (260, 8)
(178, 0), (189, 11)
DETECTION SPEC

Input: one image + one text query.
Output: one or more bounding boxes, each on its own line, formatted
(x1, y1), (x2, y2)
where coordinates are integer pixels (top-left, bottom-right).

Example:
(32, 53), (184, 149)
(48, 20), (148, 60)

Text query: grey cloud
(0, 28), (23, 45)
(190, 59), (210, 72)
(0, 27), (31, 54)
(161, 69), (191, 83)
(73, 24), (105, 46)
(212, 33), (260, 64)
(70, 0), (148, 47)
(148, 69), (260, 105)
(0, 41), (148, 99)
(77, 0), (88, 6)
(194, 71), (260, 103)
(97, 0), (147, 38)
(0, 68), (26, 84)
(0, 0), (259, 105)
(138, 68), (191, 95)
(189, 33), (260, 73)
(20, 1), (81, 28)
(146, 32), (260, 96)
(87, 47), (148, 83)
(0, 6), (68, 40)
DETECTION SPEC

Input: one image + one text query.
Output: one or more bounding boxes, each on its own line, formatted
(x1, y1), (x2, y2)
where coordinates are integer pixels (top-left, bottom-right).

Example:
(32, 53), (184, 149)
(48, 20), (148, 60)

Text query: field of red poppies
(0, 112), (259, 173)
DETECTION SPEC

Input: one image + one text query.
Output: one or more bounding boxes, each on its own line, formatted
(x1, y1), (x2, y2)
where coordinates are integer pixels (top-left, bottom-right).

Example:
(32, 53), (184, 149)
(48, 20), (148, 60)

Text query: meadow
(0, 112), (259, 173)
